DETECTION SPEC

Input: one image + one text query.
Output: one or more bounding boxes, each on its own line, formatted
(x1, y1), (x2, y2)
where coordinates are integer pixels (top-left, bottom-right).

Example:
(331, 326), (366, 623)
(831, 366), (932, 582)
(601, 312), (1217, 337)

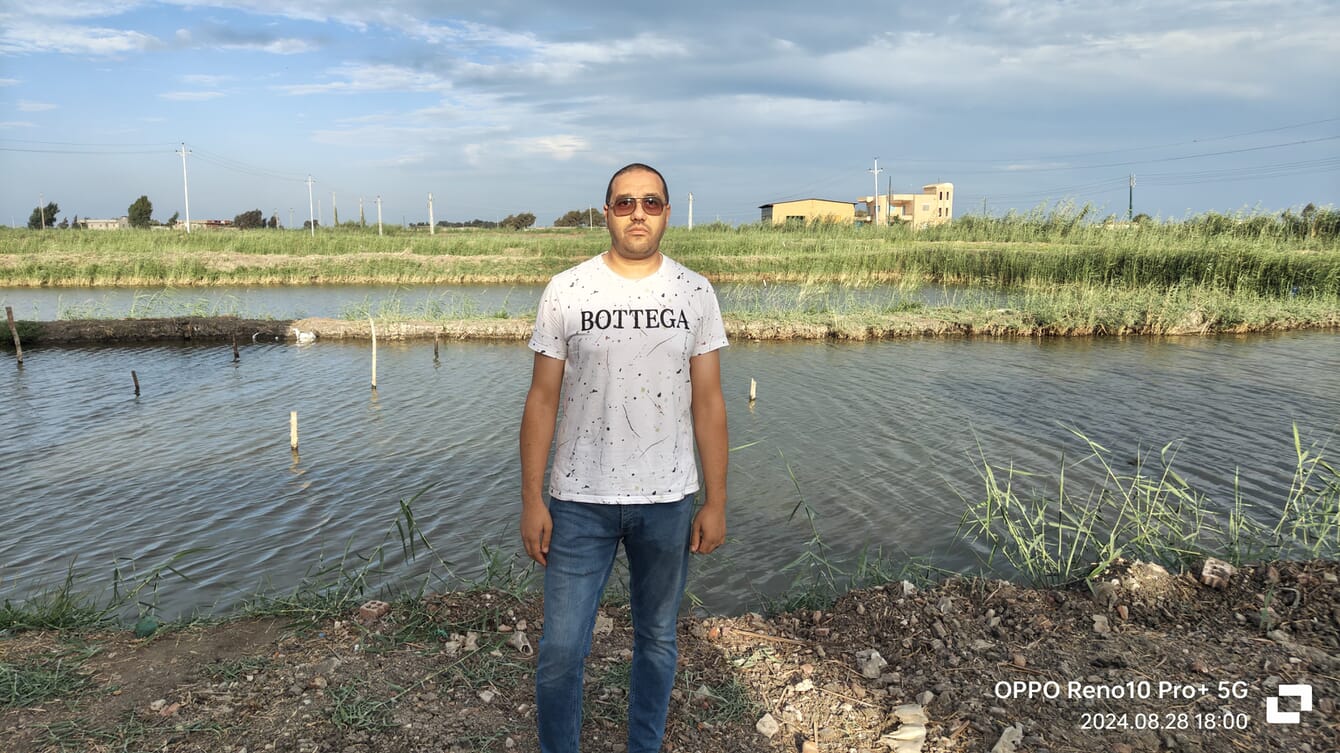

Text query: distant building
(83, 216), (130, 230)
(861, 183), (954, 228)
(759, 199), (857, 225)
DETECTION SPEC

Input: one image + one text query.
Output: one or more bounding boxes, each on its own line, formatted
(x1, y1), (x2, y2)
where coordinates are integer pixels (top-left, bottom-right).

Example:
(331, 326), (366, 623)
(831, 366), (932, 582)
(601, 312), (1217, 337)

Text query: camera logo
(1266, 684), (1313, 724)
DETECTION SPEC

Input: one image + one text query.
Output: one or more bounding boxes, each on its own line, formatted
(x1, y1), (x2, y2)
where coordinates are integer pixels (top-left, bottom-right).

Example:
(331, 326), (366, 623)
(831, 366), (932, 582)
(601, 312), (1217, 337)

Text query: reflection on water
(0, 281), (1009, 321)
(2, 331), (1337, 617)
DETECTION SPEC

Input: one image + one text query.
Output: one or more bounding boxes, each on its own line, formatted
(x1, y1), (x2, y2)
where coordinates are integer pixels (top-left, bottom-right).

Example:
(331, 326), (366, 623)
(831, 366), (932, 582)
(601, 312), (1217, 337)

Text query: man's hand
(689, 504), (726, 554)
(521, 501), (552, 566)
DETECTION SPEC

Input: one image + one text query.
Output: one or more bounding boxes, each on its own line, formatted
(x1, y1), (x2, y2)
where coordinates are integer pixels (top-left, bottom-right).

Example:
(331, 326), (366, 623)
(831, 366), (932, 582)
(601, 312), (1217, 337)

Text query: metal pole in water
(749, 378), (757, 403)
(5, 306), (21, 365)
(290, 411), (299, 451)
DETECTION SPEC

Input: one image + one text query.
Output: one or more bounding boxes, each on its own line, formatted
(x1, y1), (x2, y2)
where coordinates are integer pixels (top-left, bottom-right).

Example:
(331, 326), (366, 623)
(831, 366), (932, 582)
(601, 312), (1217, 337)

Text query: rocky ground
(3, 559), (1337, 753)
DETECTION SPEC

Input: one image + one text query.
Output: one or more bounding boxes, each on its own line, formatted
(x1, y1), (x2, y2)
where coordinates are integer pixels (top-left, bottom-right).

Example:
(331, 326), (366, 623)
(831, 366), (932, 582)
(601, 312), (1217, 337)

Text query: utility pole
(868, 158), (883, 225)
(688, 192), (694, 230)
(428, 193), (435, 235)
(359, 196), (365, 227)
(306, 176), (315, 237)
(331, 191), (338, 226)
(177, 143), (192, 233)
(1128, 174), (1136, 221)
(376, 195), (383, 236)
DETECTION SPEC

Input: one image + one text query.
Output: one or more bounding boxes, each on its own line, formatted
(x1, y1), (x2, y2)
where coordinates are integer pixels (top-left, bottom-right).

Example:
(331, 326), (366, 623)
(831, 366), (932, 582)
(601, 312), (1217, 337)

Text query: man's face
(604, 169), (670, 262)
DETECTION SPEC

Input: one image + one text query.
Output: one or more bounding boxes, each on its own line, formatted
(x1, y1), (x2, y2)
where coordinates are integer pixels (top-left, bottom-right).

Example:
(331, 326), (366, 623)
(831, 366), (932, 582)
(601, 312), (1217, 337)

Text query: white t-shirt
(528, 253), (729, 504)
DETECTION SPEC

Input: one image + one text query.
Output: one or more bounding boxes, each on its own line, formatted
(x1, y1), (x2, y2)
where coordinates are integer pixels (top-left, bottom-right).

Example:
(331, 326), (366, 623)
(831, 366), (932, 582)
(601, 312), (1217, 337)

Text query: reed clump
(957, 426), (1339, 586)
(3, 206), (1337, 294)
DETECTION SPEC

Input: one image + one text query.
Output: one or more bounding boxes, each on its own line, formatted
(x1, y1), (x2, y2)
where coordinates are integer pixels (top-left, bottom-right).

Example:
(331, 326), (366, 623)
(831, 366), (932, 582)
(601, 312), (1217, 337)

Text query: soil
(10, 312), (1336, 349)
(3, 559), (1336, 753)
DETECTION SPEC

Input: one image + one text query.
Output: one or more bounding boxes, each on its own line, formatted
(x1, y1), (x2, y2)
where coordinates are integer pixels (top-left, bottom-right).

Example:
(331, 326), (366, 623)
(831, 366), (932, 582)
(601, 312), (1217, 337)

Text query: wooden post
(369, 315), (378, 390)
(232, 335), (239, 363)
(290, 411), (299, 451)
(132, 370), (141, 396)
(5, 306), (21, 365)
(749, 378), (757, 403)
(433, 333), (440, 363)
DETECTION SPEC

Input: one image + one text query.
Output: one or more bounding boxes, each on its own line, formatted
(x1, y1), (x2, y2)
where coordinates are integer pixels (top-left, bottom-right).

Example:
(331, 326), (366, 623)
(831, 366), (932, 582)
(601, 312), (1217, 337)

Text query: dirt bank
(8, 314), (1336, 349)
(3, 559), (1336, 752)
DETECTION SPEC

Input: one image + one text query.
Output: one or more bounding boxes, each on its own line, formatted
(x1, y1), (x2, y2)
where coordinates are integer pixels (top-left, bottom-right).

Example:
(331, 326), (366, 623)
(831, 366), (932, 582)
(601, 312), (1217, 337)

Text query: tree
(268, 214), (279, 229)
(500, 212), (536, 231)
(234, 209), (265, 229)
(27, 202), (59, 229)
(128, 196), (154, 228)
(553, 208), (604, 227)
(166, 212), (179, 228)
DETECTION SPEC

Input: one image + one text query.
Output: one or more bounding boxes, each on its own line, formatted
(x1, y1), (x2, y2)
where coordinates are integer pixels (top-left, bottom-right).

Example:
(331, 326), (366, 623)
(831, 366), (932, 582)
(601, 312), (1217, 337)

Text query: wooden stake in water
(132, 370), (141, 396)
(434, 333), (440, 363)
(5, 306), (21, 365)
(749, 378), (757, 403)
(368, 315), (378, 390)
(290, 411), (299, 451)
(232, 335), (239, 363)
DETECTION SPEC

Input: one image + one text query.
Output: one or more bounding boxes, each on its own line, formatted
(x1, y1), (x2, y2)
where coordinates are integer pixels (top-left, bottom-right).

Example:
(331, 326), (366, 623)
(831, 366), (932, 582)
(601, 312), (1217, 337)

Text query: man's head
(604, 163), (671, 265)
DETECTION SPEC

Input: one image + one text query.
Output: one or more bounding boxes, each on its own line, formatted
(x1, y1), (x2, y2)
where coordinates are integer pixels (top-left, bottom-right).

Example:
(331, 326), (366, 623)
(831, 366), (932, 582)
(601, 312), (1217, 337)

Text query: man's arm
(520, 352), (565, 566)
(689, 348), (728, 554)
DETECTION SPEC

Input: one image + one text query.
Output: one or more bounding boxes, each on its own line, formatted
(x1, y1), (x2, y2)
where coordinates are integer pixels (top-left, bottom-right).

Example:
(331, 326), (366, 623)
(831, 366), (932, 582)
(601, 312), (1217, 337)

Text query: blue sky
(1, 1), (1337, 228)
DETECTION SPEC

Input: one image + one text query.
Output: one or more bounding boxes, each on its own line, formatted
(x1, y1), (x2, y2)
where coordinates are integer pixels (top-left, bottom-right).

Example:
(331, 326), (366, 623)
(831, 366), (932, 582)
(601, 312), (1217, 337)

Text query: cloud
(0, 21), (160, 55)
(0, 120), (37, 128)
(517, 135), (590, 160)
(277, 64), (450, 95)
(0, 78), (18, 86)
(190, 22), (316, 54)
(159, 91), (227, 101)
(17, 100), (57, 111)
(179, 73), (234, 87)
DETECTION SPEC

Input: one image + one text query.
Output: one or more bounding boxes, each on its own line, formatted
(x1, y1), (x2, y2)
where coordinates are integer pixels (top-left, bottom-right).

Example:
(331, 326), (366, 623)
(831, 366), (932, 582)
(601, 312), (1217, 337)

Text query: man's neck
(603, 249), (663, 279)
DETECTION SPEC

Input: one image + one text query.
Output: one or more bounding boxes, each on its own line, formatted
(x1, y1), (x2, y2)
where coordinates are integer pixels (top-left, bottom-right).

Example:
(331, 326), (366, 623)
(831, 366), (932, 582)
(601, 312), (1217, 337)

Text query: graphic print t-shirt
(528, 253), (729, 504)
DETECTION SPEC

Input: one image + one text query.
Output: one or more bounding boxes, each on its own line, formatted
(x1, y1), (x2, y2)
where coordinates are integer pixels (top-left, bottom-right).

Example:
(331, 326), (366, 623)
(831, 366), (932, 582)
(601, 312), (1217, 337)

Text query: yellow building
(861, 182), (954, 228)
(759, 198), (857, 226)
(83, 216), (129, 230)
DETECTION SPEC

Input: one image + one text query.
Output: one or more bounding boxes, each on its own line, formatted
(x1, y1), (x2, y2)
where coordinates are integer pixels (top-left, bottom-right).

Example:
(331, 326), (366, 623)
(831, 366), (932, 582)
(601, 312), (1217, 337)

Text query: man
(520, 163), (729, 753)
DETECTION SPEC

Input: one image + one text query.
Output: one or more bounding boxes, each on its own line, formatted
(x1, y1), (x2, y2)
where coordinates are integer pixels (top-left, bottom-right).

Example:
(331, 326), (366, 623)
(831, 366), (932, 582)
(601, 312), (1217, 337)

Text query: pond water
(4, 323), (1337, 618)
(0, 282), (1008, 322)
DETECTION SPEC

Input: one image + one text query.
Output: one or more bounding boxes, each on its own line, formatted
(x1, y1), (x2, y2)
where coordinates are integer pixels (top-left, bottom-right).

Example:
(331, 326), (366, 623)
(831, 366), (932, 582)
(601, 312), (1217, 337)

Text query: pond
(4, 322), (1337, 618)
(0, 281), (1009, 322)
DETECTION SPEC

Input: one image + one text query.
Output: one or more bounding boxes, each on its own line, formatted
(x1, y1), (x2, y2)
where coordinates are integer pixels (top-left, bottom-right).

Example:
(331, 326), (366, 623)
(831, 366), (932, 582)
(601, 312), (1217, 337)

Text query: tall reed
(956, 426), (1339, 586)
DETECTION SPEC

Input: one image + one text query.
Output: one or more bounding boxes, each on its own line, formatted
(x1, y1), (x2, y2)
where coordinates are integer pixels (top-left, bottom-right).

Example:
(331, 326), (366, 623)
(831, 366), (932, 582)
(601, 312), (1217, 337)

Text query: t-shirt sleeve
(692, 283), (729, 357)
(528, 280), (568, 360)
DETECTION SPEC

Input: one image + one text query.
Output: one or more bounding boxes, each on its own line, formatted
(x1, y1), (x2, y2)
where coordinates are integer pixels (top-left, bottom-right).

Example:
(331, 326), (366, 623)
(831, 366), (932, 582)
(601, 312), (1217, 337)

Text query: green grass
(4, 209), (1338, 294)
(956, 425), (1340, 586)
(679, 673), (760, 726)
(327, 680), (398, 732)
(38, 716), (151, 753)
(1, 651), (96, 707)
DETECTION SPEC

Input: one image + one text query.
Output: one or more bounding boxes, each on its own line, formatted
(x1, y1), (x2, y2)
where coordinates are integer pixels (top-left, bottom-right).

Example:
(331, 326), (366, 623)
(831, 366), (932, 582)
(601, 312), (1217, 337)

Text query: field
(3, 210), (1340, 337)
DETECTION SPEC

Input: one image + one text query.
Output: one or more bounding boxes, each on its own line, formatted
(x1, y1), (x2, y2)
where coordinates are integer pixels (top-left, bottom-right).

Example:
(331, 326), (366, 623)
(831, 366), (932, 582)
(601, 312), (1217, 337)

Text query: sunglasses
(609, 195), (667, 217)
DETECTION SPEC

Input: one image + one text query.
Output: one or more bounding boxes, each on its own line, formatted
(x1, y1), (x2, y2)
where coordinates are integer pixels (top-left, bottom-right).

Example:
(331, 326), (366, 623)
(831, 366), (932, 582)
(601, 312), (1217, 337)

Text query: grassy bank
(3, 213), (1338, 294)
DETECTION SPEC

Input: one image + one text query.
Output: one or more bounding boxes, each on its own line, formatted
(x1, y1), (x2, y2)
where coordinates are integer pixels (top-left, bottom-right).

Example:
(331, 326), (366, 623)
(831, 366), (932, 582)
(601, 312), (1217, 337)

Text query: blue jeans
(535, 495), (695, 753)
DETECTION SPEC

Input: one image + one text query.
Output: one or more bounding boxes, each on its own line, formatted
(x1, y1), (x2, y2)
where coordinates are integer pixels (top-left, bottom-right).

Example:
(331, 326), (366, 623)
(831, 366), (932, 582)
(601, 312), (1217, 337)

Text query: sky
(1, 1), (1337, 228)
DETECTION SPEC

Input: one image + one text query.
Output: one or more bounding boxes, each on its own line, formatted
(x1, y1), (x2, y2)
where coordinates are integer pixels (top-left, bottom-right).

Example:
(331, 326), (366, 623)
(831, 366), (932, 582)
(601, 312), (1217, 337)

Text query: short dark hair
(605, 163), (669, 206)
